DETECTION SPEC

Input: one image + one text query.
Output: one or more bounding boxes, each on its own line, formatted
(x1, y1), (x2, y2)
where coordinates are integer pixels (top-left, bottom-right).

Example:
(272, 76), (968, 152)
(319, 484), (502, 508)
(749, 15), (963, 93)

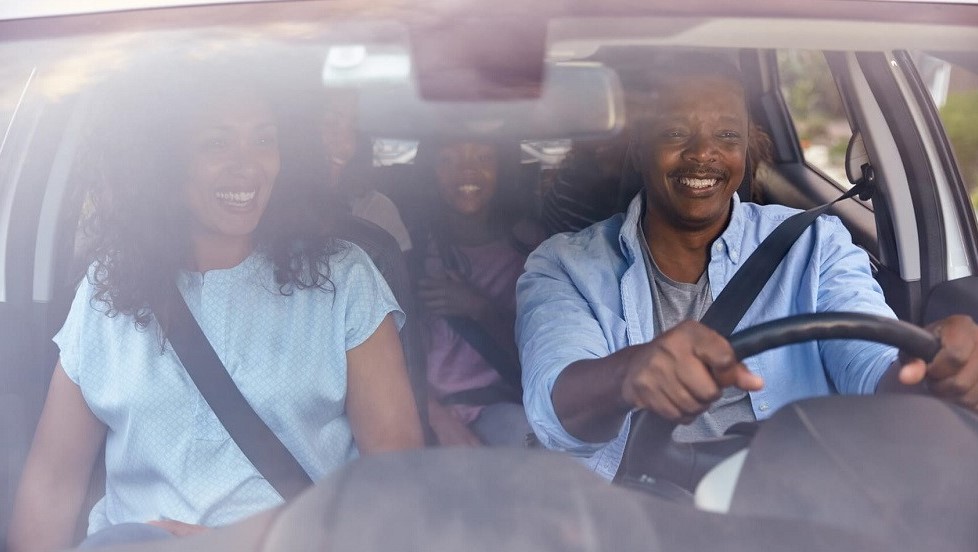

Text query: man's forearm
(551, 348), (634, 442)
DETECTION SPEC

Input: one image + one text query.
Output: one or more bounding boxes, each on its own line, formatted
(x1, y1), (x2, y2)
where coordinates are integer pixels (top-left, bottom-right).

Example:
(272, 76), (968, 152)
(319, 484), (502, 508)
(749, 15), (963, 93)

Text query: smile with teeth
(215, 190), (257, 207)
(458, 185), (481, 193)
(679, 177), (721, 189)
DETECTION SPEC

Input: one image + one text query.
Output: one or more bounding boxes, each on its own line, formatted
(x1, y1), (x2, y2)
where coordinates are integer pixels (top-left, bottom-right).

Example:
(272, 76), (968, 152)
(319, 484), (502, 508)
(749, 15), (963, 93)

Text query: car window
(3, 5), (978, 550)
(912, 52), (978, 217)
(777, 50), (852, 187)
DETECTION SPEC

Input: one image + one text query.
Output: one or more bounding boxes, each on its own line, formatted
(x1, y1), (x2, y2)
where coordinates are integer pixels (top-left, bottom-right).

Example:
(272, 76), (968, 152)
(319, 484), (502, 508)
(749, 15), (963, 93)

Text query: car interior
(2, 3), (978, 549)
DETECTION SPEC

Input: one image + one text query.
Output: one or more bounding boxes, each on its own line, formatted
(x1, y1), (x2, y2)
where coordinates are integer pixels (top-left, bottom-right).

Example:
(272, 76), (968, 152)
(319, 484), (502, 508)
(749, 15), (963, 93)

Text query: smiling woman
(6, 54), (423, 551)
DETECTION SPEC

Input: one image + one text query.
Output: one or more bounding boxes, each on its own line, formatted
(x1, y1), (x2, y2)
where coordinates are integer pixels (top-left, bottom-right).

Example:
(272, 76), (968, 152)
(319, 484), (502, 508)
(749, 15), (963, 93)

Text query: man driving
(515, 53), (978, 480)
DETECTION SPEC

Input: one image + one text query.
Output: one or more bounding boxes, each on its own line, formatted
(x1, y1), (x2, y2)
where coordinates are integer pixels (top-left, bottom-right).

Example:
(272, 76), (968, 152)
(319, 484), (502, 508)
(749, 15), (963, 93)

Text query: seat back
(331, 214), (430, 437)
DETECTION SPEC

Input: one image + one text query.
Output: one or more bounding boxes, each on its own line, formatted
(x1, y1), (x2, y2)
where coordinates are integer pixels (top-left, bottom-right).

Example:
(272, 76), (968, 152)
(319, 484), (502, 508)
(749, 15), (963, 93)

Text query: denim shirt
(516, 193), (898, 481)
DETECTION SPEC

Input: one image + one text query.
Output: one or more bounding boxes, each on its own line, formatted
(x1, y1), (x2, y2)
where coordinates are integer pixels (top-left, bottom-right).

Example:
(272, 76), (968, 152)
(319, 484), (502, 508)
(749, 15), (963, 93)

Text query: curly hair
(79, 53), (344, 337)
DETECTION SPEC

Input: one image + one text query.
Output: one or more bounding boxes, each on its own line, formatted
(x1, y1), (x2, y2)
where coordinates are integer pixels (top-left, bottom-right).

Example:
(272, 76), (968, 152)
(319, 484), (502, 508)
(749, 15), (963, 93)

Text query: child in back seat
(412, 140), (544, 447)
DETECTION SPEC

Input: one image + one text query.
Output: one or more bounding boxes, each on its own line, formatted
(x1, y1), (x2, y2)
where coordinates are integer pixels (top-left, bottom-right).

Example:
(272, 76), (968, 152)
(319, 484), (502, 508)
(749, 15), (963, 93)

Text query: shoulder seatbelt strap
(614, 173), (874, 485)
(161, 285), (313, 501)
(429, 233), (524, 394)
(699, 175), (873, 337)
(446, 316), (524, 393)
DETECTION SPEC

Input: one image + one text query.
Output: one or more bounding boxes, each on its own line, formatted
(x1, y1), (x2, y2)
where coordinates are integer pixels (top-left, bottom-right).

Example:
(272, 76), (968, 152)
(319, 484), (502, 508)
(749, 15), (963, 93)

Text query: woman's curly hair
(79, 53), (344, 337)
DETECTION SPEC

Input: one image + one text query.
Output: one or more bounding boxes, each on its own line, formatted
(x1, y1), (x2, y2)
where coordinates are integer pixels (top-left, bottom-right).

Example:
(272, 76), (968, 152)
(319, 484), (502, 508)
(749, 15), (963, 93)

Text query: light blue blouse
(55, 242), (403, 533)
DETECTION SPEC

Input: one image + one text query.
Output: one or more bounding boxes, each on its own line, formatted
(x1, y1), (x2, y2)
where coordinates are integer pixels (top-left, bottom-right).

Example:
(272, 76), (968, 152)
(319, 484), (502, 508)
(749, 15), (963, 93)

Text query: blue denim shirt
(516, 193), (898, 481)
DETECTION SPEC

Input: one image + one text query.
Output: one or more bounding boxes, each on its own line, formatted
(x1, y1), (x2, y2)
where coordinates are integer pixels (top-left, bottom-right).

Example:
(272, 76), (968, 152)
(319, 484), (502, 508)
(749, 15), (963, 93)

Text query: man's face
(635, 75), (748, 234)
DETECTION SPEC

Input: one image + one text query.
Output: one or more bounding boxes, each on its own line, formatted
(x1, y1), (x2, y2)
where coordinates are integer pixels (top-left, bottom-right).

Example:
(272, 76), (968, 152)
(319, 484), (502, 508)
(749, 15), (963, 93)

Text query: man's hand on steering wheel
(620, 320), (765, 424)
(897, 314), (978, 411)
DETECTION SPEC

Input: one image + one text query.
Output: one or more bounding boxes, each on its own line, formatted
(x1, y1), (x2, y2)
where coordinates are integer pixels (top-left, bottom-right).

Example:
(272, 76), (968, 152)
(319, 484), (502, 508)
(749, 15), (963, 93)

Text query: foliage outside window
(914, 53), (978, 215)
(777, 50), (852, 187)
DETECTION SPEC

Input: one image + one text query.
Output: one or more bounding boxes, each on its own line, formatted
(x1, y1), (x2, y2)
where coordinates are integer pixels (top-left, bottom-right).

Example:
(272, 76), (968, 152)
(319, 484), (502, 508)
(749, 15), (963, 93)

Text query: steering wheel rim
(616, 312), (941, 492)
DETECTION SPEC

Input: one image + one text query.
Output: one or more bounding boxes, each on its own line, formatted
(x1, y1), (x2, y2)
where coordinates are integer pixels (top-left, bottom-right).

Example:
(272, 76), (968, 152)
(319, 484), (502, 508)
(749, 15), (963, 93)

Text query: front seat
(331, 213), (430, 439)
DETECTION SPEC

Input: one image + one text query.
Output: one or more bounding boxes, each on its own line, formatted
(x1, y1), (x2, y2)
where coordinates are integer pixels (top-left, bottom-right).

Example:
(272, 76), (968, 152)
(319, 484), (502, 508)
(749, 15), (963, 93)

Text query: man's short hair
(627, 51), (747, 124)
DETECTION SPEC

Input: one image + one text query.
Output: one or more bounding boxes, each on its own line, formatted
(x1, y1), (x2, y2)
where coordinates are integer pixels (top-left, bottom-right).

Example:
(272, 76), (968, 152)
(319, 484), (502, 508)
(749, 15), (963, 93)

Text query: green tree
(940, 90), (978, 206)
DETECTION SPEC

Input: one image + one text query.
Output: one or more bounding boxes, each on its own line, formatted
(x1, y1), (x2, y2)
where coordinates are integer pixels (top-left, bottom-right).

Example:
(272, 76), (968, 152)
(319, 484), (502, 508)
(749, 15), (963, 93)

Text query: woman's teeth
(680, 177), (720, 189)
(216, 190), (256, 207)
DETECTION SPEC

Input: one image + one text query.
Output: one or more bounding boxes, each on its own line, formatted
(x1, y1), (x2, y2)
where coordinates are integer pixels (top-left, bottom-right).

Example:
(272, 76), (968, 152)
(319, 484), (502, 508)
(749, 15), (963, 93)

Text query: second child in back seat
(320, 88), (413, 252)
(414, 140), (544, 447)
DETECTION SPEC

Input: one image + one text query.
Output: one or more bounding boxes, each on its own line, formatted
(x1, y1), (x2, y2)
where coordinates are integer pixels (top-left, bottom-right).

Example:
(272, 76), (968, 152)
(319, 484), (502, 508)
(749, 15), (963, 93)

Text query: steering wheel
(615, 312), (941, 495)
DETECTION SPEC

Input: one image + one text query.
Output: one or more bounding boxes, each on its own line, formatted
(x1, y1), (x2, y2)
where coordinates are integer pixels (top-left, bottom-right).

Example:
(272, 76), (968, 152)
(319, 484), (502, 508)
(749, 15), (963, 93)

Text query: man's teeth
(458, 185), (481, 193)
(216, 190), (256, 205)
(680, 177), (719, 189)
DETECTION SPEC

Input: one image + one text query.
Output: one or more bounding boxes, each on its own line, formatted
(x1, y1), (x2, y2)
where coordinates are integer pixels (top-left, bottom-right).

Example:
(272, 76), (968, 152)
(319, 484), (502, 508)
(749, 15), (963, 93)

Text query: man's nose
(683, 133), (718, 163)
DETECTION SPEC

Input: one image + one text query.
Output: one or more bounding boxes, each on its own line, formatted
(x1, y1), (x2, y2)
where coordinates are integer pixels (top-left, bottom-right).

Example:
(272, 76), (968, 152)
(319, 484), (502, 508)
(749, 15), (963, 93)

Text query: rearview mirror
(327, 61), (624, 140)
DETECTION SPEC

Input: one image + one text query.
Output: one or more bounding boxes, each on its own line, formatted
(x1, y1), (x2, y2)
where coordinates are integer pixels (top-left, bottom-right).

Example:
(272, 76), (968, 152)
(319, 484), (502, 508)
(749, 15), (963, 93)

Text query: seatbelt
(445, 317), (523, 393)
(699, 173), (874, 336)
(614, 169), (874, 485)
(161, 285), (314, 501)
(430, 234), (524, 395)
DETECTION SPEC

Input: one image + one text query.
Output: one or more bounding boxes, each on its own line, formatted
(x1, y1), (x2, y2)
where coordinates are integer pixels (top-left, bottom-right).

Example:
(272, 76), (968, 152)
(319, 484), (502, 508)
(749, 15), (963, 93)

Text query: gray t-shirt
(637, 227), (756, 442)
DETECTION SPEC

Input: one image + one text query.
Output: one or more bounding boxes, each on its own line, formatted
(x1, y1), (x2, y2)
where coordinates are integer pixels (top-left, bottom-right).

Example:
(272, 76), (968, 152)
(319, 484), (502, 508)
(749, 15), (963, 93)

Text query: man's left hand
(898, 314), (978, 411)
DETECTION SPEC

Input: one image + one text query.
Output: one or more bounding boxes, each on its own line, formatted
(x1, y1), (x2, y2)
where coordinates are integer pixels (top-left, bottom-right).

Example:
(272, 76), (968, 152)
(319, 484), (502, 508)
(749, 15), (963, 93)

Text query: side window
(912, 53), (978, 216)
(777, 50), (853, 187)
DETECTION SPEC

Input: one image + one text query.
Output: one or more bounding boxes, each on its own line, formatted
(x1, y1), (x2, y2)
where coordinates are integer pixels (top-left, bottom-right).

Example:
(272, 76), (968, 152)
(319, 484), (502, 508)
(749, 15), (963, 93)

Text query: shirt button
(758, 402), (770, 412)
(714, 242), (723, 252)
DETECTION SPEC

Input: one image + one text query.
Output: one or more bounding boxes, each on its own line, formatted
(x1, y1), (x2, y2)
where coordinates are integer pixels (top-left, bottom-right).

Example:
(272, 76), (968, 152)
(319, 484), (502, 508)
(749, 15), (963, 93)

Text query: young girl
(414, 140), (542, 447)
(8, 56), (422, 551)
(319, 88), (413, 252)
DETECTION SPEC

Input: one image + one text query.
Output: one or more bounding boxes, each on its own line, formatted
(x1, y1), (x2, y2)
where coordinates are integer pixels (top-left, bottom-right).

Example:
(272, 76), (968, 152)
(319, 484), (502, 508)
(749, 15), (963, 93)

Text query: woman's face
(321, 93), (359, 172)
(183, 90), (280, 240)
(434, 142), (499, 216)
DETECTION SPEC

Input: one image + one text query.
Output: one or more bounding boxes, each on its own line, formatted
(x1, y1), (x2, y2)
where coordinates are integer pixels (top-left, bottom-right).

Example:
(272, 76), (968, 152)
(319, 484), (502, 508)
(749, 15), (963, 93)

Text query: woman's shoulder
(324, 240), (388, 288)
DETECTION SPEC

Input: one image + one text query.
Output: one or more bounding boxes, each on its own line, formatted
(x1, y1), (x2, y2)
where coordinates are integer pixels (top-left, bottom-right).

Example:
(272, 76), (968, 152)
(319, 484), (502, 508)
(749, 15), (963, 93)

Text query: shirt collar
(617, 191), (745, 265)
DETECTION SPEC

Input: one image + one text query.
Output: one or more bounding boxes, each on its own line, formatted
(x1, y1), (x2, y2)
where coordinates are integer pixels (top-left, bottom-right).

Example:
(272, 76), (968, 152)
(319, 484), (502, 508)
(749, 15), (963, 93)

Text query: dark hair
(414, 138), (524, 230)
(79, 54), (343, 336)
(626, 51), (772, 195)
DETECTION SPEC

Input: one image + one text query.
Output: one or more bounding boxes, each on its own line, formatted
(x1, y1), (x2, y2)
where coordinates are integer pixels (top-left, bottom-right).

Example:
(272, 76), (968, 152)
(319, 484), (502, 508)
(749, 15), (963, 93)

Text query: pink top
(424, 238), (527, 423)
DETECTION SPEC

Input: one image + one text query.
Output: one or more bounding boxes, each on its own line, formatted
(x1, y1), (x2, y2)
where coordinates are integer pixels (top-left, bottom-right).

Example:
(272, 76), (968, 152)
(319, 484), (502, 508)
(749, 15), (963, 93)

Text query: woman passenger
(8, 56), (422, 551)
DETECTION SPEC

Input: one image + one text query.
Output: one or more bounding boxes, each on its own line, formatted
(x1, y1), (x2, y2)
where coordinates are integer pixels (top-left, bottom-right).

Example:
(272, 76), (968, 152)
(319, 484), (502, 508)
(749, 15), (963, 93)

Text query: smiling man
(515, 54), (978, 481)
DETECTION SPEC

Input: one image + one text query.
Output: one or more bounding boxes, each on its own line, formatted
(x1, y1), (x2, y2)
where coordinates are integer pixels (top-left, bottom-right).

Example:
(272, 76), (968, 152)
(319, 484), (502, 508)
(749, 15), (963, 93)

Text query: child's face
(434, 142), (499, 216)
(321, 90), (359, 177)
(182, 90), (280, 241)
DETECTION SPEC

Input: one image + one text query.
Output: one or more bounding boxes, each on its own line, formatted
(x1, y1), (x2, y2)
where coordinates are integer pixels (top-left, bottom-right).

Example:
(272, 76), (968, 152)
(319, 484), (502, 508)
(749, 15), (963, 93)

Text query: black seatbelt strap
(614, 173), (874, 486)
(161, 285), (313, 501)
(446, 316), (524, 393)
(430, 233), (524, 394)
(699, 175), (873, 337)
